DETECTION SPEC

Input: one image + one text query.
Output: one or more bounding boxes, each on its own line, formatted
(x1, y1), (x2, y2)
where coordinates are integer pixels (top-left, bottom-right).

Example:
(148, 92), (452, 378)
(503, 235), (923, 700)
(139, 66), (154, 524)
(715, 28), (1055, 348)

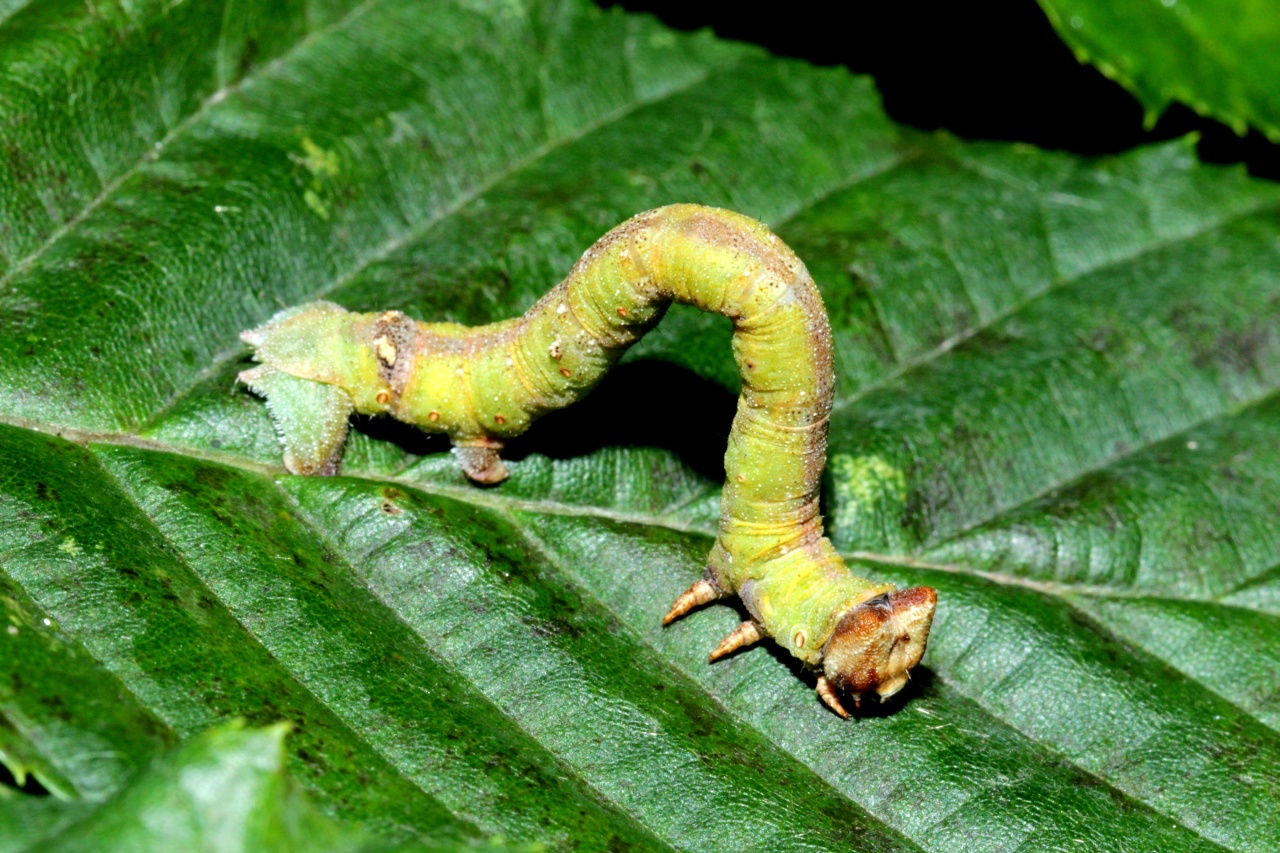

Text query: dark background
(597, 0), (1280, 181)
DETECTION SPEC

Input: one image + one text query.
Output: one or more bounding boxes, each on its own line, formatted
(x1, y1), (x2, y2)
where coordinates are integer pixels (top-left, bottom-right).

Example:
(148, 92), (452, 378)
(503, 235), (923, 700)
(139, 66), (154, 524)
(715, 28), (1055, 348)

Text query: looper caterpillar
(239, 204), (937, 716)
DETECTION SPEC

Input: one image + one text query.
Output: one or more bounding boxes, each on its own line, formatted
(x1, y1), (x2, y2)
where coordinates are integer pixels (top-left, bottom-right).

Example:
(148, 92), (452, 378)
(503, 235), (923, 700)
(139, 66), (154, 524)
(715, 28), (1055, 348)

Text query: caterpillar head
(821, 586), (937, 706)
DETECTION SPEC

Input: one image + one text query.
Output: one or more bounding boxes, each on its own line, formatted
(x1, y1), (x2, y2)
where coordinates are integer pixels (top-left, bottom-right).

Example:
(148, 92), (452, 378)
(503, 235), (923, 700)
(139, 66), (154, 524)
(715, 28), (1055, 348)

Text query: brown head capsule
(821, 587), (938, 702)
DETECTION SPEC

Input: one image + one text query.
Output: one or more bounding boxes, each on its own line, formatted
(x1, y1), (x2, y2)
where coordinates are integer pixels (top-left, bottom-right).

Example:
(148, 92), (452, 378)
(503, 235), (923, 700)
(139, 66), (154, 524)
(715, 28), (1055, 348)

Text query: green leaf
(1037, 0), (1280, 140)
(2, 1), (1279, 851)
(0, 720), (536, 852)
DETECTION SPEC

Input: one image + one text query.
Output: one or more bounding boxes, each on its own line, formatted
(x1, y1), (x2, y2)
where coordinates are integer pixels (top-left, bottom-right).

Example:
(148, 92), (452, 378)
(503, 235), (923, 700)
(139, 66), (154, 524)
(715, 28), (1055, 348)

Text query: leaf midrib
(4, 408), (1274, 612)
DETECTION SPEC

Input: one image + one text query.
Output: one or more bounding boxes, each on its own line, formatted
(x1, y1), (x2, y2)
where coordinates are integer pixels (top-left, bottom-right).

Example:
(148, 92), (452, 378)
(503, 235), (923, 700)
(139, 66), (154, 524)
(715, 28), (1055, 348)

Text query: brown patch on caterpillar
(802, 440), (828, 493)
(623, 213), (660, 282)
(789, 276), (835, 397)
(308, 454), (344, 477)
(567, 208), (659, 281)
(371, 310), (417, 395)
(821, 586), (937, 704)
(679, 210), (796, 294)
(559, 367), (572, 378)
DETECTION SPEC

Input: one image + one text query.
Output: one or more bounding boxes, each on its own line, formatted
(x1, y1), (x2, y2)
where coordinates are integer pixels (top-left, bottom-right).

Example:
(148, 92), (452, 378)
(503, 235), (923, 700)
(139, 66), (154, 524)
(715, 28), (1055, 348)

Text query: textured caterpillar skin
(240, 205), (937, 714)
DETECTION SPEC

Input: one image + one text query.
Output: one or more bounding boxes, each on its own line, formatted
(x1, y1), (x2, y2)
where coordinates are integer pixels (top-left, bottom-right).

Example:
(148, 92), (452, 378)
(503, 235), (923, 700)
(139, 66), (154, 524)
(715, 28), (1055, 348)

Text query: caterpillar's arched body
(239, 205), (936, 716)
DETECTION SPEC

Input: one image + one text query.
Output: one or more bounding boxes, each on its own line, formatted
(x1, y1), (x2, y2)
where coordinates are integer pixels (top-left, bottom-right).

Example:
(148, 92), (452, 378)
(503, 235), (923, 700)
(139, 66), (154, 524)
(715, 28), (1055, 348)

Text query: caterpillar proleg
(239, 204), (937, 716)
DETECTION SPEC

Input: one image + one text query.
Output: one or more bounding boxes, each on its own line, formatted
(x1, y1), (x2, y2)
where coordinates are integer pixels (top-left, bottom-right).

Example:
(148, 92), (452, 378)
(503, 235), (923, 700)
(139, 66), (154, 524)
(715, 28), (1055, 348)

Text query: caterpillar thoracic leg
(239, 204), (937, 716)
(708, 620), (765, 662)
(661, 577), (722, 626)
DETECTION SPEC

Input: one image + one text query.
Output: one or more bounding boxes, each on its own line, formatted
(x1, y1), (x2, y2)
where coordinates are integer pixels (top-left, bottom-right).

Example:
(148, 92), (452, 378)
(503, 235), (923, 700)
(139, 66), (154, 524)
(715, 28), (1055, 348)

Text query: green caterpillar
(239, 204), (936, 716)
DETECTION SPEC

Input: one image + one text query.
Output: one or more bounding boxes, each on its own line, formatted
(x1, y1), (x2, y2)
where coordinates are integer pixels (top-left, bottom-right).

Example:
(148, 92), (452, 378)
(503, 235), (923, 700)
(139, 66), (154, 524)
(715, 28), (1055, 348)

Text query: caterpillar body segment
(239, 204), (937, 714)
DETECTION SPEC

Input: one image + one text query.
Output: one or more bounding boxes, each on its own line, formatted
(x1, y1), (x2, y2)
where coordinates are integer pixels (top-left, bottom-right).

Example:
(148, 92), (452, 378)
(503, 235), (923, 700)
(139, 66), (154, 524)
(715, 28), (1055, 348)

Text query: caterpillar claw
(708, 620), (764, 662)
(451, 441), (509, 484)
(662, 578), (720, 626)
(815, 676), (852, 719)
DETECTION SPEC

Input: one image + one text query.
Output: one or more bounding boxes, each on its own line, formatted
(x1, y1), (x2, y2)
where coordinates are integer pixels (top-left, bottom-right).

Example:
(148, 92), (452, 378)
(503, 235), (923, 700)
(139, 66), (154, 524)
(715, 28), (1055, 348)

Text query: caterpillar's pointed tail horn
(708, 620), (764, 662)
(662, 578), (721, 626)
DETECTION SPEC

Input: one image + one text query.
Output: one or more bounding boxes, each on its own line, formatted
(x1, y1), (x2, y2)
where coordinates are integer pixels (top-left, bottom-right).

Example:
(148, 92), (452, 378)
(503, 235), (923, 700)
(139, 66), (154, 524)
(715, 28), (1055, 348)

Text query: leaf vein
(831, 182), (1280, 416)
(80, 446), (484, 839)
(928, 385), (1280, 553)
(0, 0), (382, 297)
(276, 481), (681, 853)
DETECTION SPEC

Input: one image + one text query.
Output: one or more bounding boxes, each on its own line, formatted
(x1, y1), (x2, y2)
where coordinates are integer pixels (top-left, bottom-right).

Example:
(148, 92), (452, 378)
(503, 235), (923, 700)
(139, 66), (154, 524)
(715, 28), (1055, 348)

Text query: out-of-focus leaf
(1038, 0), (1280, 140)
(0, 720), (535, 852)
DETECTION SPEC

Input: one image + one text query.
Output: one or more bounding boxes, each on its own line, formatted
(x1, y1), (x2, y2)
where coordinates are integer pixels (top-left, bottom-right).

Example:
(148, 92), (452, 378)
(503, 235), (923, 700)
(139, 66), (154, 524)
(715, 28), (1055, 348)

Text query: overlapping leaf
(1037, 0), (1280, 140)
(0, 720), (533, 852)
(2, 0), (1279, 850)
